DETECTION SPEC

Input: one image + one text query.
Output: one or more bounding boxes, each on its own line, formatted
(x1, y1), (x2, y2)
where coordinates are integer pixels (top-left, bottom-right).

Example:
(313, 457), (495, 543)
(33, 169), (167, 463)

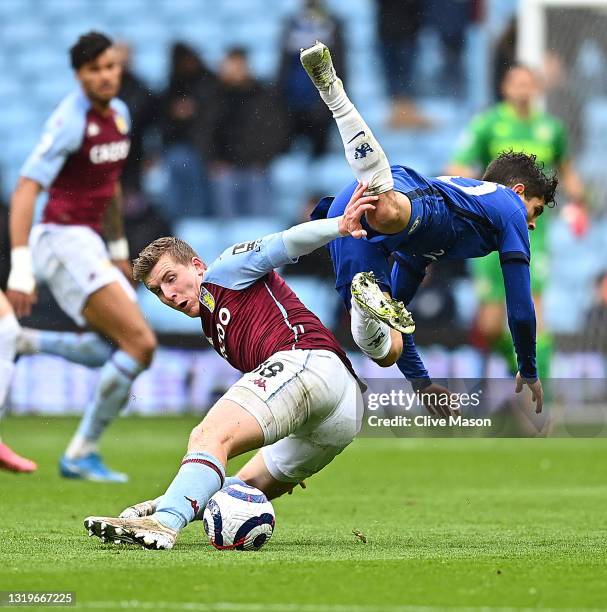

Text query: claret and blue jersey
(20, 88), (131, 234)
(312, 165), (537, 381)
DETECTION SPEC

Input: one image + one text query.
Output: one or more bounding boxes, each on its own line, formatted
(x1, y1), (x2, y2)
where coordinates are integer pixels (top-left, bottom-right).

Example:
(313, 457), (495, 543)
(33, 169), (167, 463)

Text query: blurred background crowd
(1, 0), (607, 413)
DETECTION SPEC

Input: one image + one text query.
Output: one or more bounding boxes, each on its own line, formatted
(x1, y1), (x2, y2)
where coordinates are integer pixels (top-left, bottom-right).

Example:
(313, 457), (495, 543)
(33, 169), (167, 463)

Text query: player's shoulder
(496, 188), (527, 226)
(41, 89), (89, 148)
(110, 97), (130, 121)
(203, 239), (264, 288)
(46, 89), (89, 131)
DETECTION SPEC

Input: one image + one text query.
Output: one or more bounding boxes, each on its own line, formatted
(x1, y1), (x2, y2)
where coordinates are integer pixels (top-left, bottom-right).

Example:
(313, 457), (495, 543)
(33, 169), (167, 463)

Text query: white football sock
(350, 299), (392, 360)
(65, 350), (145, 459)
(320, 80), (394, 195)
(0, 313), (19, 408)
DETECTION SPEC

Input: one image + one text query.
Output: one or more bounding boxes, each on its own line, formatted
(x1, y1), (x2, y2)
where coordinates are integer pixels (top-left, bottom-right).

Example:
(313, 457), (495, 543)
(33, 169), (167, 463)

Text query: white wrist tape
(7, 247), (35, 294)
(108, 238), (129, 260)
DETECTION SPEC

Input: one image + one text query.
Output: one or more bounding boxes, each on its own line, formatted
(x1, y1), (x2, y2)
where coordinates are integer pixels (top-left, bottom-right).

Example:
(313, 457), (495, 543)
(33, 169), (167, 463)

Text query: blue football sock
(35, 330), (113, 368)
(66, 351), (145, 458)
(155, 451), (225, 531)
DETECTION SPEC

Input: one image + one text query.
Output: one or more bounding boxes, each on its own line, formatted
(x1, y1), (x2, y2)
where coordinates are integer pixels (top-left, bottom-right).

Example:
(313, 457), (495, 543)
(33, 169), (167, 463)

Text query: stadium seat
(308, 155), (353, 194)
(136, 286), (203, 334)
(269, 152), (310, 215)
(281, 275), (339, 329)
(173, 218), (226, 259)
(1, 21), (49, 50)
(0, 0), (32, 20)
(133, 49), (170, 89)
(217, 217), (286, 250)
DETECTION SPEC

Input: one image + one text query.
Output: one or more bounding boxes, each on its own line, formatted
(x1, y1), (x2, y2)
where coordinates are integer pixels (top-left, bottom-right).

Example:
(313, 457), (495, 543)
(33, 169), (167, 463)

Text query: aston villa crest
(114, 114), (128, 135)
(199, 286), (215, 313)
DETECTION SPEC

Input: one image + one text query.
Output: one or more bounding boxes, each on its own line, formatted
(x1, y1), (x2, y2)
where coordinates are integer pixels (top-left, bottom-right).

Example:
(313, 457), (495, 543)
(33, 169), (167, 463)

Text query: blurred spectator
(493, 17), (516, 101)
(377, 0), (431, 129)
(158, 42), (216, 218)
(114, 42), (158, 211)
(447, 64), (586, 377)
(422, 0), (476, 99)
(543, 51), (584, 154)
(408, 262), (467, 347)
(583, 272), (607, 353)
(286, 194), (335, 279)
(277, 0), (345, 156)
(209, 48), (287, 217)
(0, 197), (8, 290)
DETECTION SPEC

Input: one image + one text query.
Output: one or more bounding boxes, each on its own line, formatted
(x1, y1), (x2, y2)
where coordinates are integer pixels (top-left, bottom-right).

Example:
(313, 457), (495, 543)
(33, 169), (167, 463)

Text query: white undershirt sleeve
(281, 217), (342, 259)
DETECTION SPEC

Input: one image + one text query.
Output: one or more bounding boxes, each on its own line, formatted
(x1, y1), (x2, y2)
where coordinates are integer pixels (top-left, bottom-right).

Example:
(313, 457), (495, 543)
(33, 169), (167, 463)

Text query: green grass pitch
(0, 416), (606, 611)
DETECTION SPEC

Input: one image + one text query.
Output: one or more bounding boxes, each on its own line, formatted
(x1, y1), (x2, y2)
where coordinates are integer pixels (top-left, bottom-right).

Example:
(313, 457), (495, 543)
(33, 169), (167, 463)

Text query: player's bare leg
(85, 399), (264, 549)
(236, 450), (300, 500)
(300, 41), (411, 234)
(0, 291), (36, 473)
(61, 281), (156, 482)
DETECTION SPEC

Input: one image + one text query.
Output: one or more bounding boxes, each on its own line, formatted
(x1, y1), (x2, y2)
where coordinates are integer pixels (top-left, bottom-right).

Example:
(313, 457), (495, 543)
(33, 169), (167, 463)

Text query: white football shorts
(30, 223), (136, 327)
(222, 349), (363, 482)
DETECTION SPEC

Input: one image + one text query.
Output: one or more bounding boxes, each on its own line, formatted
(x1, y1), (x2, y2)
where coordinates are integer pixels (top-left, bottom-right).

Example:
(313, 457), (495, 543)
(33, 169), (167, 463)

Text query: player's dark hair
(133, 237), (198, 284)
(482, 150), (559, 207)
(70, 31), (113, 70)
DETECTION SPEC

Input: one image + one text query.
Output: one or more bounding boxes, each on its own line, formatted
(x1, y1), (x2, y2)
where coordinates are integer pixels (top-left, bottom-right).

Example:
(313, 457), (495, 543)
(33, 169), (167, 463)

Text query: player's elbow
(12, 177), (42, 200)
(365, 191), (409, 235)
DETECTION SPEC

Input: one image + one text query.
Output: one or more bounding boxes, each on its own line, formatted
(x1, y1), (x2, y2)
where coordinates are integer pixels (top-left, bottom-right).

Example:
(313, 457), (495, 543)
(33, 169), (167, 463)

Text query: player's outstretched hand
(6, 289), (36, 319)
(515, 372), (544, 413)
(420, 382), (457, 418)
(339, 181), (378, 239)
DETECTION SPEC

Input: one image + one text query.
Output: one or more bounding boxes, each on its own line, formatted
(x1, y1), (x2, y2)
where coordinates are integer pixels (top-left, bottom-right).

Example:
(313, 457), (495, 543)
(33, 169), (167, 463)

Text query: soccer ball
(203, 483), (275, 550)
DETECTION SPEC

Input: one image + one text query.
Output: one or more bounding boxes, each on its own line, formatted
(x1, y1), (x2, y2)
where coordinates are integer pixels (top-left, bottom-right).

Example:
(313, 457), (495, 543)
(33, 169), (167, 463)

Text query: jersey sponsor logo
(114, 114), (129, 135)
(87, 122), (100, 137)
(199, 286), (215, 313)
(232, 240), (261, 255)
(408, 216), (421, 235)
(89, 140), (130, 164)
(354, 142), (374, 159)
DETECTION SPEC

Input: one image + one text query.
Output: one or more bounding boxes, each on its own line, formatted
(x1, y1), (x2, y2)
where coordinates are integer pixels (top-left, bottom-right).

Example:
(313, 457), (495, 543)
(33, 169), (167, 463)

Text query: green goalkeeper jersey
(451, 102), (568, 299)
(451, 102), (567, 173)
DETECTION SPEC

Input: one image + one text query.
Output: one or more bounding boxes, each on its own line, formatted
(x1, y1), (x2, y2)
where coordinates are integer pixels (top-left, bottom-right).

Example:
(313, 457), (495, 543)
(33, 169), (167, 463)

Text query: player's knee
(127, 326), (157, 366)
(0, 313), (20, 359)
(188, 422), (232, 453)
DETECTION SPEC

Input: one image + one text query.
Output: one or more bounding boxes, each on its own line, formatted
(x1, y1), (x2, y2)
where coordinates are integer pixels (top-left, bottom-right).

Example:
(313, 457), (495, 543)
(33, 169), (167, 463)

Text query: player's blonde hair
(132, 236), (198, 283)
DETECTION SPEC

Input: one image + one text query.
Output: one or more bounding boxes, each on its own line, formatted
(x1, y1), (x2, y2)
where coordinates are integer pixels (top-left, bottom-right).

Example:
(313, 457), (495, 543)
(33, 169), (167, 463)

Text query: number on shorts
(252, 360), (284, 378)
